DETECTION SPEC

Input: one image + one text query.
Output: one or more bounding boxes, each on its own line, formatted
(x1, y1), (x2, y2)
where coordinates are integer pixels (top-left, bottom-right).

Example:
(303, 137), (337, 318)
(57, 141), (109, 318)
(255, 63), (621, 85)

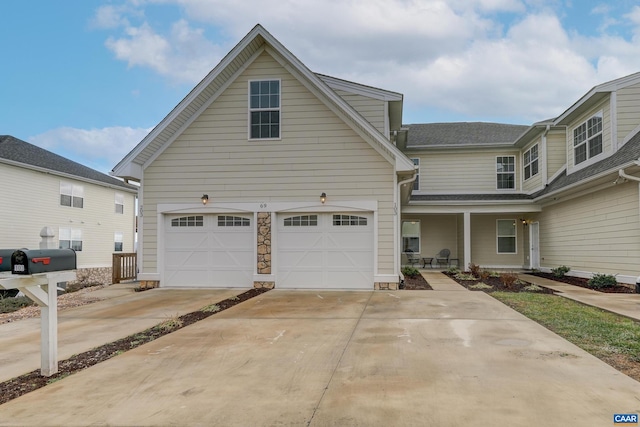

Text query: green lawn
(492, 292), (640, 363)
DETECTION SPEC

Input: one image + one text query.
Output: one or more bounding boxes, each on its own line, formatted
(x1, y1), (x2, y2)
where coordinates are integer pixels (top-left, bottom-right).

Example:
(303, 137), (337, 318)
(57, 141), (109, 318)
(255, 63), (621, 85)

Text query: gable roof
(405, 122), (529, 148)
(112, 24), (415, 181)
(0, 135), (136, 192)
(533, 130), (640, 200)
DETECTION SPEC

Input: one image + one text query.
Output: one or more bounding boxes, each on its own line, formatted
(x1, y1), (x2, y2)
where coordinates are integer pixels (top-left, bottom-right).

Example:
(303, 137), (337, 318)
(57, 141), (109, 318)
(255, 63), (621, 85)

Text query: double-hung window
(115, 193), (124, 214)
(59, 228), (83, 251)
(114, 232), (123, 252)
(249, 80), (280, 139)
(402, 220), (420, 253)
(411, 158), (420, 191)
(573, 112), (602, 165)
(496, 220), (516, 254)
(496, 156), (515, 189)
(523, 144), (539, 180)
(60, 182), (84, 208)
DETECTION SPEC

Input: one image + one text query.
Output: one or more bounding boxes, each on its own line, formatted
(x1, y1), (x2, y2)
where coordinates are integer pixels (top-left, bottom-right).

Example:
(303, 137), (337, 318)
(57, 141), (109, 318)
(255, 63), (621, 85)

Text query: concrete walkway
(1, 277), (640, 426)
(520, 274), (640, 322)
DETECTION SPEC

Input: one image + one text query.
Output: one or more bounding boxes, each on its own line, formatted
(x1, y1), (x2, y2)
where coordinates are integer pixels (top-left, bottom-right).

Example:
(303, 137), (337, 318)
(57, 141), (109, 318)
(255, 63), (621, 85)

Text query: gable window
(411, 158), (420, 191)
(284, 215), (317, 226)
(171, 216), (204, 227)
(496, 220), (516, 254)
(249, 80), (280, 139)
(402, 220), (420, 253)
(496, 156), (515, 189)
(218, 216), (250, 227)
(523, 145), (539, 180)
(574, 111), (603, 165)
(59, 228), (82, 251)
(60, 182), (84, 208)
(114, 232), (123, 252)
(333, 215), (367, 226)
(115, 193), (124, 214)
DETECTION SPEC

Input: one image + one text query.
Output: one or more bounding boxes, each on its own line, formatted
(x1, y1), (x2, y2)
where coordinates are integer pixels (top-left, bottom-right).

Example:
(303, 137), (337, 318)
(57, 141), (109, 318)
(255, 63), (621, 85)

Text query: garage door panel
(164, 214), (253, 287)
(277, 213), (373, 289)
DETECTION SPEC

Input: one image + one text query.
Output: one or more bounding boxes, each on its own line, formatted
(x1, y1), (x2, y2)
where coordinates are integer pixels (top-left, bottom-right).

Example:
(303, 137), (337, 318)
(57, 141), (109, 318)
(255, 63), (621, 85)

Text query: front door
(530, 222), (540, 269)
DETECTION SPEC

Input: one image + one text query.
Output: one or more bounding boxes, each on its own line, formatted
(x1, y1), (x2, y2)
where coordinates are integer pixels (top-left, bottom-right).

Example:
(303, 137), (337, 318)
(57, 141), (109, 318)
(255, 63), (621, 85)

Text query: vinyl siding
(470, 215), (524, 267)
(334, 89), (387, 136)
(617, 82), (640, 143)
(537, 182), (640, 276)
(141, 51), (395, 274)
(417, 149), (521, 193)
(567, 98), (611, 173)
(546, 129), (566, 180)
(0, 163), (136, 268)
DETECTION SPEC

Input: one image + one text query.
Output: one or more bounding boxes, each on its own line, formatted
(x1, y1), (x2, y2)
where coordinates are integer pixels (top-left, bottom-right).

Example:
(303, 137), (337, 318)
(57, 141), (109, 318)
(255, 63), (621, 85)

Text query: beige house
(0, 135), (137, 284)
(114, 24), (640, 288)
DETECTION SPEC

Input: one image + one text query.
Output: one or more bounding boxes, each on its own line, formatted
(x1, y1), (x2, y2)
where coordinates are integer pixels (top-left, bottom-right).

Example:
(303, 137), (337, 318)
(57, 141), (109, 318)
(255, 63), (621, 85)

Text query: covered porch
(401, 202), (541, 271)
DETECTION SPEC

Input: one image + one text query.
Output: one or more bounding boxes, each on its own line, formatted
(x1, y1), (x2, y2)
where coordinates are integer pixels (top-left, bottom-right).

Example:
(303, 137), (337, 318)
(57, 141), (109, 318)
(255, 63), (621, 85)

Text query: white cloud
(29, 127), (151, 173)
(94, 0), (640, 124)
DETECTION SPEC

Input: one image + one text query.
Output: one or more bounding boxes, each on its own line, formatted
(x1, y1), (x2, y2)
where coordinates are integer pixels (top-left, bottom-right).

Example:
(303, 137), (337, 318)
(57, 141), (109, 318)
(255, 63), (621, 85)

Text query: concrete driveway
(1, 288), (640, 426)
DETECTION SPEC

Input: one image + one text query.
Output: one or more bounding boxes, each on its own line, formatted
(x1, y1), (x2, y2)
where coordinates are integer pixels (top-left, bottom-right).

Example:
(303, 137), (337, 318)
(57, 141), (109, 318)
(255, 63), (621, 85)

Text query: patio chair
(435, 249), (451, 268)
(403, 250), (420, 267)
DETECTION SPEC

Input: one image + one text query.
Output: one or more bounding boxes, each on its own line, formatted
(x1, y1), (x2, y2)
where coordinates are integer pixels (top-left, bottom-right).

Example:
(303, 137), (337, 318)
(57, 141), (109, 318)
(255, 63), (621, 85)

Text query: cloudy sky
(3, 0), (640, 173)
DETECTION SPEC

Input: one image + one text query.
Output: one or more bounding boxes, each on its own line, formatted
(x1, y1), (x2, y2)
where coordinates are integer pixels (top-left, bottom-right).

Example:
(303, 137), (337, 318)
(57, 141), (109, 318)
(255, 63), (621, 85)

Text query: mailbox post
(0, 249), (77, 376)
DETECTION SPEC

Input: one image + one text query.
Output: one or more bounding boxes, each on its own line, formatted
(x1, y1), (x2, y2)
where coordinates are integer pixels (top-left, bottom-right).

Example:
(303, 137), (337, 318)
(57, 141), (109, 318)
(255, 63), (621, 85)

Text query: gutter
(617, 159), (640, 183)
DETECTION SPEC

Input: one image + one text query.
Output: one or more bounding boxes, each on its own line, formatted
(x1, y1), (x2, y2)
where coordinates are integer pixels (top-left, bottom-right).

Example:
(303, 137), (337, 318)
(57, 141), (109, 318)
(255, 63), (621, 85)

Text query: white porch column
(464, 212), (471, 270)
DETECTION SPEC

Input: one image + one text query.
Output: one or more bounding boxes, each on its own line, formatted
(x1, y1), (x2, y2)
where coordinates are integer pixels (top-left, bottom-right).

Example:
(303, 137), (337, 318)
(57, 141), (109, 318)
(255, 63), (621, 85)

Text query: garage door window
(284, 215), (318, 226)
(218, 216), (250, 227)
(171, 216), (204, 227)
(333, 215), (367, 226)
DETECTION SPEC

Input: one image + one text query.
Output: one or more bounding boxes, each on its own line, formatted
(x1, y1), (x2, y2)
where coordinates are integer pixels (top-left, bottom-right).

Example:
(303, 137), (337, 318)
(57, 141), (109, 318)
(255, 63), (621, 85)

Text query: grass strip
(492, 292), (640, 363)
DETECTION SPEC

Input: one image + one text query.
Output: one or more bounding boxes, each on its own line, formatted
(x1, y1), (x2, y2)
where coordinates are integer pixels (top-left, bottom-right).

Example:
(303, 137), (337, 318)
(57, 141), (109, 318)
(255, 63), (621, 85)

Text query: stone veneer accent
(67, 267), (112, 286)
(254, 281), (275, 289)
(374, 282), (399, 290)
(257, 212), (272, 274)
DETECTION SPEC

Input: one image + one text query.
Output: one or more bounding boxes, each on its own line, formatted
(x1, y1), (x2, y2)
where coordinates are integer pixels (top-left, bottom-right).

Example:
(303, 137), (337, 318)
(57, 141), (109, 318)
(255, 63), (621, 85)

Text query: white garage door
(277, 213), (374, 289)
(164, 214), (253, 287)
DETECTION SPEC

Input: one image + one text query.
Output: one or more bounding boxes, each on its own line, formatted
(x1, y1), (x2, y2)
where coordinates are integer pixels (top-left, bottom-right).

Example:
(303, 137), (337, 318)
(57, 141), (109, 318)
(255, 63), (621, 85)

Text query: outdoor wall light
(320, 192), (327, 204)
(201, 194), (209, 205)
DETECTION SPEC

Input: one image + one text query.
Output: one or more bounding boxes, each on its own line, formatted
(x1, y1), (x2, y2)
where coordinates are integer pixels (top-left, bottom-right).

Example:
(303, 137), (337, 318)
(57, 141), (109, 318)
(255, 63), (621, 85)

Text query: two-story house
(113, 24), (640, 288)
(1, 135), (137, 284)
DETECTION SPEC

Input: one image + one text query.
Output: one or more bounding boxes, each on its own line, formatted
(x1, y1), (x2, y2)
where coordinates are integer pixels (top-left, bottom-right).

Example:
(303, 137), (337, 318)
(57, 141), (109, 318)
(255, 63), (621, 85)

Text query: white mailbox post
(0, 270), (76, 376)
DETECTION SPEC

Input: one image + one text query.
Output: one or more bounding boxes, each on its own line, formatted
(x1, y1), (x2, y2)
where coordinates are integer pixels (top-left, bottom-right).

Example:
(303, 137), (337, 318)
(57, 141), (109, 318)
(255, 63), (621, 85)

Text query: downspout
(618, 159), (640, 182)
(396, 174), (417, 280)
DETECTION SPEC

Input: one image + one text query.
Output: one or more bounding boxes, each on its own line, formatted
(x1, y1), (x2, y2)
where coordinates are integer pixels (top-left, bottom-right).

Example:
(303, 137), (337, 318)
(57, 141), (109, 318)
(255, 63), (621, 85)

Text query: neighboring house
(0, 135), (137, 284)
(113, 24), (640, 288)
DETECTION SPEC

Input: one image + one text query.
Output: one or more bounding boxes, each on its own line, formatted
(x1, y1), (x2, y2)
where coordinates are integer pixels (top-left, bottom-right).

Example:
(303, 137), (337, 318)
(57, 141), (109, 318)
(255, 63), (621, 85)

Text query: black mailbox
(0, 249), (17, 272)
(11, 249), (76, 275)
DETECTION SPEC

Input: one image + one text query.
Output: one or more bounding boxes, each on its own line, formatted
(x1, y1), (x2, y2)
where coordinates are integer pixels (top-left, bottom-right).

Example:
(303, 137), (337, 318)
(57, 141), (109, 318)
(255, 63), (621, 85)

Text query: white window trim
(496, 219), (517, 254)
(496, 156), (516, 190)
(59, 227), (83, 251)
(523, 144), (539, 181)
(248, 79), (281, 141)
(114, 232), (123, 252)
(401, 220), (421, 254)
(60, 182), (84, 208)
(115, 193), (124, 214)
(572, 110), (604, 168)
(410, 158), (420, 191)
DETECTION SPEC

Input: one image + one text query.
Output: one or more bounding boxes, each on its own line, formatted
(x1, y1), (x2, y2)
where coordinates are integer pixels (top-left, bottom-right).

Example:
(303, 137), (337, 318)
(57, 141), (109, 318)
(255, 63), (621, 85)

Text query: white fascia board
(317, 74), (403, 101)
(402, 203), (540, 214)
(113, 25), (268, 175)
(407, 142), (517, 150)
(110, 162), (143, 183)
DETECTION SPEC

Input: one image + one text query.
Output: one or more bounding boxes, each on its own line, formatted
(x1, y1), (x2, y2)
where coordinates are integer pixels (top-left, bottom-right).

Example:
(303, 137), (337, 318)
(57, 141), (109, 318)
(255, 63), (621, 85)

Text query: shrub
(447, 266), (460, 275)
(402, 266), (420, 278)
(551, 265), (571, 278)
(479, 270), (491, 281)
(0, 296), (36, 314)
(468, 263), (481, 278)
(500, 272), (519, 289)
(587, 273), (617, 289)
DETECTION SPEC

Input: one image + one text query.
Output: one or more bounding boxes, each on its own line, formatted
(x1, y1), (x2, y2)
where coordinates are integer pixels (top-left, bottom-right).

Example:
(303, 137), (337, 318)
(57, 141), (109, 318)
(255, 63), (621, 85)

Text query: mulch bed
(446, 273), (556, 294)
(529, 271), (635, 294)
(0, 287), (269, 406)
(401, 274), (433, 290)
